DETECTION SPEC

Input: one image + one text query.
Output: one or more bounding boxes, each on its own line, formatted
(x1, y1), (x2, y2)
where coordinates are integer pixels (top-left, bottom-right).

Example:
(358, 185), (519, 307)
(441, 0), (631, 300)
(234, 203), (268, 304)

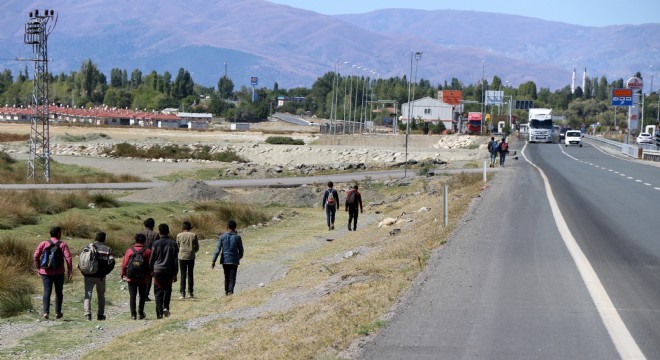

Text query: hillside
(0, 0), (656, 90)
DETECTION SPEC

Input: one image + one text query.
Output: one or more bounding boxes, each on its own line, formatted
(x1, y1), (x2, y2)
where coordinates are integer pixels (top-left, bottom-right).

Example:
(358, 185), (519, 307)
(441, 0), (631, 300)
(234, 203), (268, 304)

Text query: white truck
(528, 108), (553, 143)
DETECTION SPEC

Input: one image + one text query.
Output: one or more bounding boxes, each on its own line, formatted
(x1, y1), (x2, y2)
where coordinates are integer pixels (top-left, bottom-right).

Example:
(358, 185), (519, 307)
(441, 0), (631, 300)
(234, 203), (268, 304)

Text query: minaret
(582, 67), (587, 91)
(571, 68), (576, 94)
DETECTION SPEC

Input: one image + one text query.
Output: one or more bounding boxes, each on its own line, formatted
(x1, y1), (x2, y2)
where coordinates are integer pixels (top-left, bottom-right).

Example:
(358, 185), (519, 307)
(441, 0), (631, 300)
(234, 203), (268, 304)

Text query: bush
(0, 236), (33, 271)
(56, 213), (98, 239)
(265, 136), (305, 145)
(0, 244), (34, 318)
(193, 201), (269, 230)
(89, 193), (120, 208)
(0, 196), (39, 229)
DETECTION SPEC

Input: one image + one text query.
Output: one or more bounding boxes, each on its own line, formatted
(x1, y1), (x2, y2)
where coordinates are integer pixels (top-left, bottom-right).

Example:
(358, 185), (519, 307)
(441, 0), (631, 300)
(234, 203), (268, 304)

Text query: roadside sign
(612, 88), (633, 106)
(515, 100), (533, 110)
(250, 76), (258, 86)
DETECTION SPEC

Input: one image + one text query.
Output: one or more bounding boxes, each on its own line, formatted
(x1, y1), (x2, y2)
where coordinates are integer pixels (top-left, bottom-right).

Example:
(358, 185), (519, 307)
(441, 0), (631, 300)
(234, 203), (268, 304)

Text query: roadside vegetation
(0, 150), (144, 184)
(102, 143), (247, 162)
(0, 172), (486, 358)
(0, 132), (29, 142)
(265, 136), (305, 145)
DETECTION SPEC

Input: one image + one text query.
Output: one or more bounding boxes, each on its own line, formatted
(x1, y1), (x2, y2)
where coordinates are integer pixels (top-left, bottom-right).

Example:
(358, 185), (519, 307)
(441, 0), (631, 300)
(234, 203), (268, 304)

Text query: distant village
(0, 106), (213, 129)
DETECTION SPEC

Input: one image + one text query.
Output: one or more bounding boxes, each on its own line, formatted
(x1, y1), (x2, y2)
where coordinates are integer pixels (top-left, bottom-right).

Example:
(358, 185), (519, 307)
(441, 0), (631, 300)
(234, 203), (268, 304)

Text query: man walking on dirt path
(322, 181), (340, 230)
(211, 220), (244, 296)
(33, 226), (73, 320)
(488, 137), (499, 167)
(499, 137), (509, 167)
(345, 184), (364, 231)
(81, 232), (115, 321)
(122, 233), (152, 320)
(176, 221), (199, 299)
(149, 224), (178, 319)
(140, 218), (159, 301)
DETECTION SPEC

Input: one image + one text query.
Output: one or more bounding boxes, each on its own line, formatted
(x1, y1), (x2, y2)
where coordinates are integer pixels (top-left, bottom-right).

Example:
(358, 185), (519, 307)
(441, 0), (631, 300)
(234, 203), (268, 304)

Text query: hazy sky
(268, 0), (660, 27)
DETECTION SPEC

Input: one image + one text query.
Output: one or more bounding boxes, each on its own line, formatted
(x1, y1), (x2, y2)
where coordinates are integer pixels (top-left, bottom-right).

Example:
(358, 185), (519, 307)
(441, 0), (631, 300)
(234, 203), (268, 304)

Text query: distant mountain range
(0, 0), (658, 91)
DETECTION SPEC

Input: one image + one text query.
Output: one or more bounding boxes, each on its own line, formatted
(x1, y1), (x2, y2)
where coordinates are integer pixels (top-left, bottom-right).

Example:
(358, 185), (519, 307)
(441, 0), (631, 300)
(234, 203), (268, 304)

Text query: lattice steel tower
(24, 9), (57, 182)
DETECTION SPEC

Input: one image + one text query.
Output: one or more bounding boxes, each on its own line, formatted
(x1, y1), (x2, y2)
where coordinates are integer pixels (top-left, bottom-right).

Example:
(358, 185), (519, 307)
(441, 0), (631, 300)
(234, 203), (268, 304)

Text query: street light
(481, 59), (486, 135)
(405, 51), (422, 177)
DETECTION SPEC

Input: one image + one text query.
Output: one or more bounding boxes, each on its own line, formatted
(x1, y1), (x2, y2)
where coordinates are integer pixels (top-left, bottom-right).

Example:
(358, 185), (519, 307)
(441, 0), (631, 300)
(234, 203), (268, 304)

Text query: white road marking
(635, 180), (642, 183)
(644, 183), (651, 186)
(655, 187), (660, 191)
(522, 143), (646, 359)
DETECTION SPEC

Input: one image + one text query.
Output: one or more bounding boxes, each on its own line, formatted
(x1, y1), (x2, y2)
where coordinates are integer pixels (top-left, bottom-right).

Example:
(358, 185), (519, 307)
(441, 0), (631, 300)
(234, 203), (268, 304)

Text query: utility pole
(24, 8), (57, 182)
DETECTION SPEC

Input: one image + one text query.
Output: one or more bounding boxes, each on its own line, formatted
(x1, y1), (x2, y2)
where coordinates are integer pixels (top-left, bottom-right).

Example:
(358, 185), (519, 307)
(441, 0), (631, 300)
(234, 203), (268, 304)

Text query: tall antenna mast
(24, 8), (57, 182)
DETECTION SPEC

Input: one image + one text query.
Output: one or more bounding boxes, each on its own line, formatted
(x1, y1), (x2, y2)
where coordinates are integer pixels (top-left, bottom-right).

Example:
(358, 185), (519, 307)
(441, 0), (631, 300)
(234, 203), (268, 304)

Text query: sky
(268, 0), (660, 27)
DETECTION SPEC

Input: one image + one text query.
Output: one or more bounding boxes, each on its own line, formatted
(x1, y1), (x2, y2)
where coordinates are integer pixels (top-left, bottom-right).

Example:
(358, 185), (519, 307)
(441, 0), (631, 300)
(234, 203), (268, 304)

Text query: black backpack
(126, 246), (148, 280)
(346, 190), (356, 205)
(39, 240), (64, 270)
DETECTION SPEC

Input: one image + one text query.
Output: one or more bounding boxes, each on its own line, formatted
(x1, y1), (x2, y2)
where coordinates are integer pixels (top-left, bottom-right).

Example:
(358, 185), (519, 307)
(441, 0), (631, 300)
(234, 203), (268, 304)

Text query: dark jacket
(121, 243), (152, 284)
(322, 188), (339, 209)
(84, 241), (115, 278)
(345, 189), (363, 211)
(212, 231), (244, 265)
(149, 236), (179, 276)
(140, 229), (159, 250)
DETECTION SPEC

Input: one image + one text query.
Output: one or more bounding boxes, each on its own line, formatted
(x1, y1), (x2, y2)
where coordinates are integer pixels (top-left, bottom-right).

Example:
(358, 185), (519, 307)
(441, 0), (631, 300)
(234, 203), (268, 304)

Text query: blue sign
(611, 88), (633, 106)
(250, 77), (258, 86)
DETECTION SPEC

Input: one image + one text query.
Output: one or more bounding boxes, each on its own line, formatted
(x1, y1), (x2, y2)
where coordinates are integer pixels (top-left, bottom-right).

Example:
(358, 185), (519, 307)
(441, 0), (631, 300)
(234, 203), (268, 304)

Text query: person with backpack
(488, 137), (499, 167)
(32, 226), (73, 320)
(79, 232), (115, 321)
(149, 224), (178, 319)
(345, 184), (364, 231)
(211, 219), (244, 296)
(322, 181), (340, 230)
(499, 137), (509, 167)
(121, 233), (152, 320)
(140, 218), (159, 302)
(176, 221), (199, 299)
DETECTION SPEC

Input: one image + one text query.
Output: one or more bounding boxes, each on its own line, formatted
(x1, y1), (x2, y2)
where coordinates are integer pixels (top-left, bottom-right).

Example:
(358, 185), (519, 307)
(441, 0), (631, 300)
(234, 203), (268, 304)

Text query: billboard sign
(250, 77), (258, 86)
(611, 88), (633, 106)
(485, 90), (504, 105)
(626, 76), (643, 90)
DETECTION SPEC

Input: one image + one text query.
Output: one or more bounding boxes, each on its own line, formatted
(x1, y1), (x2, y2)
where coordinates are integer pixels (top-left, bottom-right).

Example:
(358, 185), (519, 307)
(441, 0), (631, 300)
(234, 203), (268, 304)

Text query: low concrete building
(400, 97), (455, 129)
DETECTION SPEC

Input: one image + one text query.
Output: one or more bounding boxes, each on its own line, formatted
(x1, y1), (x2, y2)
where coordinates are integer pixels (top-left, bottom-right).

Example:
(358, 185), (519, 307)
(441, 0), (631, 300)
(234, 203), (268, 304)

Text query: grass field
(0, 172), (485, 359)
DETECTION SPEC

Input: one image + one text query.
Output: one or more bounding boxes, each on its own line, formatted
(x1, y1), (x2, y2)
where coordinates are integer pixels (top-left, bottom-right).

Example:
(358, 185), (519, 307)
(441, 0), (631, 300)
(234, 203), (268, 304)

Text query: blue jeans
(490, 152), (497, 165)
(325, 205), (336, 227)
(499, 151), (507, 166)
(41, 274), (64, 315)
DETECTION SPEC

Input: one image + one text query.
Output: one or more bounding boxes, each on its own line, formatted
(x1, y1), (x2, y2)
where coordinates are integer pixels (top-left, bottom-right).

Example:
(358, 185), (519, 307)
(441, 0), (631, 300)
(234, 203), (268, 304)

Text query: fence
(584, 135), (660, 162)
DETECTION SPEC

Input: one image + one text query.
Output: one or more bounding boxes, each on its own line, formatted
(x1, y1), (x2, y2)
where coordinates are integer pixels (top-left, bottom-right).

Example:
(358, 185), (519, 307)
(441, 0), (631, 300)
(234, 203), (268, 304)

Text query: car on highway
(558, 127), (570, 141)
(636, 132), (653, 145)
(565, 130), (582, 147)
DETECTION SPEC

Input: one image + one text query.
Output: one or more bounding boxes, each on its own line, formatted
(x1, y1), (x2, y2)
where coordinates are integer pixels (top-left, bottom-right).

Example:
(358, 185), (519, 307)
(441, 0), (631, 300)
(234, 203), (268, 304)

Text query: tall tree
(217, 75), (234, 99)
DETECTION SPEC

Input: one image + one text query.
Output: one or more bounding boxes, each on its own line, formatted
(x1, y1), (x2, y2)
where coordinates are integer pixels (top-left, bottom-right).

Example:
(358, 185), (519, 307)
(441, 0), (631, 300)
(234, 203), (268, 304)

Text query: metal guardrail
(584, 135), (660, 162)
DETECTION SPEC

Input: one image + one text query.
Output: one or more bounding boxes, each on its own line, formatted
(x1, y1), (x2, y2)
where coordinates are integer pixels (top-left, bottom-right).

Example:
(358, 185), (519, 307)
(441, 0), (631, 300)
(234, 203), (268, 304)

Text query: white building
(400, 97), (454, 129)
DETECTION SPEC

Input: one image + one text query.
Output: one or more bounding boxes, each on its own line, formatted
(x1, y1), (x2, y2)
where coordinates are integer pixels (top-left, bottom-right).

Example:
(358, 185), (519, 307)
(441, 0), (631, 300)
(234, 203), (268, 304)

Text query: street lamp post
(481, 60), (485, 135)
(405, 51), (422, 178)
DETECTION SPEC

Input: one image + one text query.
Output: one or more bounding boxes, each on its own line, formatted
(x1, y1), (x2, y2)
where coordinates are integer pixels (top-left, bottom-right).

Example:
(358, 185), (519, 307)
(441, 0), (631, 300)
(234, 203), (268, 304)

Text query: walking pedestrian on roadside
(322, 181), (339, 230)
(488, 137), (499, 167)
(499, 137), (509, 166)
(80, 232), (115, 321)
(345, 184), (364, 231)
(211, 220), (244, 296)
(121, 233), (152, 320)
(149, 224), (178, 319)
(176, 221), (199, 299)
(33, 226), (73, 320)
(140, 218), (159, 301)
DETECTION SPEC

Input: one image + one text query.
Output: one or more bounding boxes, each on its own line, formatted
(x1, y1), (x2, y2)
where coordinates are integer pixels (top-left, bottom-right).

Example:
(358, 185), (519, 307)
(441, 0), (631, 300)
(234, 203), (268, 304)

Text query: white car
(565, 130), (582, 147)
(636, 132), (653, 145)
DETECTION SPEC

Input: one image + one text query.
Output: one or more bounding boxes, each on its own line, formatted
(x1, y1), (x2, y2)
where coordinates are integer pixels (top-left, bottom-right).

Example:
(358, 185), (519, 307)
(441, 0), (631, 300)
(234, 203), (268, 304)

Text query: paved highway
(360, 141), (660, 359)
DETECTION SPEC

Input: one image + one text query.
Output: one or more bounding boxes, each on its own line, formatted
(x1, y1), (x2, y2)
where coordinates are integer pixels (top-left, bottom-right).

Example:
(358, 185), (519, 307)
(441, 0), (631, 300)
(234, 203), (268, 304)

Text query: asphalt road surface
(359, 141), (660, 359)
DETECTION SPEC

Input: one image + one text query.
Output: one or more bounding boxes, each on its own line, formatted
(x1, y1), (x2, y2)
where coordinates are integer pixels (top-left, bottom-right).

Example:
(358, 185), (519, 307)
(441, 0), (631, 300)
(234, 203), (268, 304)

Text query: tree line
(0, 59), (658, 130)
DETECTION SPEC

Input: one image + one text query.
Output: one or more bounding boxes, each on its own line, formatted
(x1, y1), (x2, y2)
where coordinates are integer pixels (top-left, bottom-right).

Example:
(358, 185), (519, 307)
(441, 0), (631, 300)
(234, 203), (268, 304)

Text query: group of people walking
(32, 218), (243, 321)
(488, 137), (510, 167)
(322, 181), (364, 231)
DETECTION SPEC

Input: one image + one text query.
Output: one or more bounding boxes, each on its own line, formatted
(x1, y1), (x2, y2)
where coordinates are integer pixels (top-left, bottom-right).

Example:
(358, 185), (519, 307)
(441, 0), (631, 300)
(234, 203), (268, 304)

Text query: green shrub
(210, 150), (247, 163)
(0, 257), (34, 318)
(56, 213), (98, 239)
(265, 136), (305, 145)
(89, 193), (120, 208)
(193, 201), (269, 230)
(0, 236), (33, 271)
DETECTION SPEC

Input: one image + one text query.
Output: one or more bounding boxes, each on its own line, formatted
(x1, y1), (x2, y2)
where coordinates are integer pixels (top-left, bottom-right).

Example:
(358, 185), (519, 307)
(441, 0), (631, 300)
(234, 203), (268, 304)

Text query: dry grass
(85, 175), (483, 359)
(56, 212), (99, 239)
(0, 133), (29, 142)
(0, 237), (35, 318)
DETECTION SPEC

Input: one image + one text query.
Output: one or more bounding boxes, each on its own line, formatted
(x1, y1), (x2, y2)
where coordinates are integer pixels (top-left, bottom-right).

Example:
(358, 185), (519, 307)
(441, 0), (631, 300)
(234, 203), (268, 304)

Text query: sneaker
(331, 225), (334, 230)
(97, 314), (106, 321)
(157, 314), (163, 319)
(163, 309), (170, 318)
(43, 313), (49, 320)
(138, 312), (146, 320)
(56, 313), (63, 319)
(348, 226), (352, 231)
(179, 292), (185, 300)
(328, 226), (332, 231)
(188, 294), (194, 299)
(131, 315), (137, 320)
(85, 314), (92, 321)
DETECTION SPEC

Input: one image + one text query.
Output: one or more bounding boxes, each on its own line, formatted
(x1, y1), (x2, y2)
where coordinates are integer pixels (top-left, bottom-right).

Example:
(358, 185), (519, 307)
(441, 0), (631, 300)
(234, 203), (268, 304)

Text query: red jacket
(121, 243), (152, 284)
(33, 238), (73, 277)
